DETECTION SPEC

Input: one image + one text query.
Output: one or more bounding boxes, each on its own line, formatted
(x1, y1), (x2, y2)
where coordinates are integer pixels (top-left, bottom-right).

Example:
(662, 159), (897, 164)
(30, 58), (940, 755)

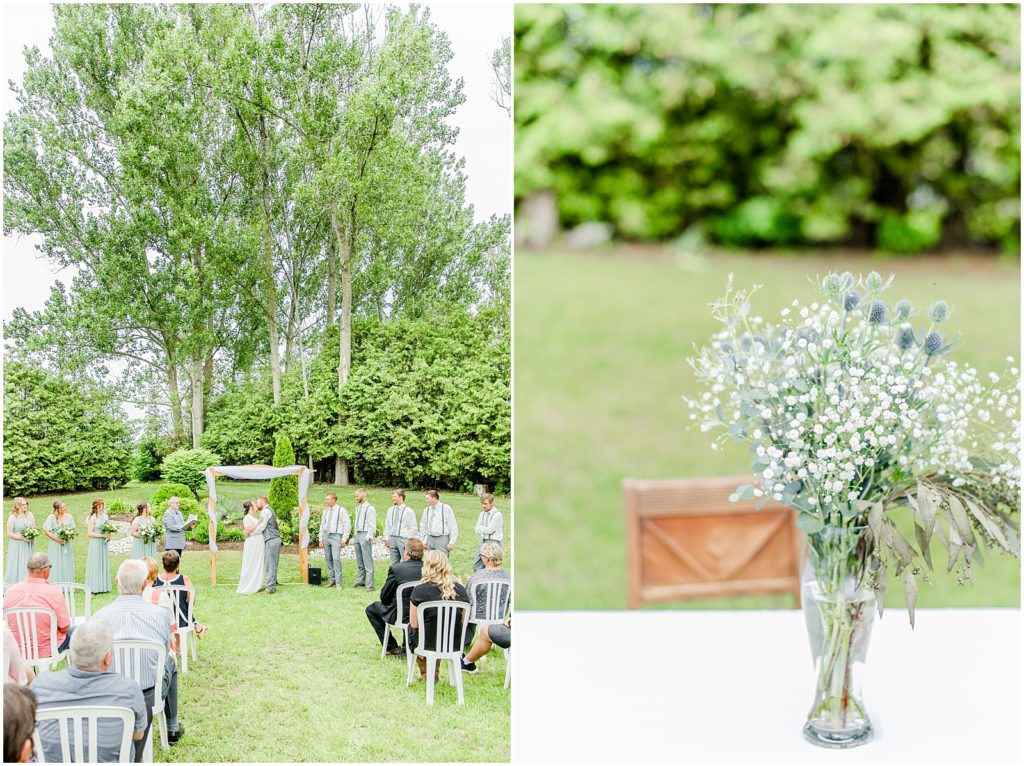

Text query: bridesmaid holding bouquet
(5, 498), (37, 585)
(131, 502), (158, 560)
(85, 498), (113, 594)
(43, 500), (76, 583)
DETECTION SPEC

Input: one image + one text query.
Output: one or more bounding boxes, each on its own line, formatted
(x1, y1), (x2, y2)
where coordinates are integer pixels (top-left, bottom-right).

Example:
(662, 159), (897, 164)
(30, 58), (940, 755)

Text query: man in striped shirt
(94, 559), (183, 756)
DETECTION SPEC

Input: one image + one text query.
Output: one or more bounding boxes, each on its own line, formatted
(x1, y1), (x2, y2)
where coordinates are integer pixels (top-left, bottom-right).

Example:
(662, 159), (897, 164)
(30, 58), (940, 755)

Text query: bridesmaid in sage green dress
(43, 501), (76, 584)
(131, 502), (158, 560)
(85, 498), (112, 594)
(5, 497), (36, 585)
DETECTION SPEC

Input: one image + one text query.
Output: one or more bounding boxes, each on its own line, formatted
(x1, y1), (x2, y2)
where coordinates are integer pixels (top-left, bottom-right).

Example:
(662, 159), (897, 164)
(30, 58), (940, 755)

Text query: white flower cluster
(687, 273), (1021, 524)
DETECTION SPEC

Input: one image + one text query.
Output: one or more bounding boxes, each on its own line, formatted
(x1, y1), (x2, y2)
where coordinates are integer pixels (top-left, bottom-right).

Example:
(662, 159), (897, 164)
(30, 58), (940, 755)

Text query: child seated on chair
(156, 551), (209, 639)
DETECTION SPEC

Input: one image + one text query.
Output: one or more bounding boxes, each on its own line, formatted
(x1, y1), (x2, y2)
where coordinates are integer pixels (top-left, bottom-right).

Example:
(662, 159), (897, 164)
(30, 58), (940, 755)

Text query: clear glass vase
(801, 525), (875, 748)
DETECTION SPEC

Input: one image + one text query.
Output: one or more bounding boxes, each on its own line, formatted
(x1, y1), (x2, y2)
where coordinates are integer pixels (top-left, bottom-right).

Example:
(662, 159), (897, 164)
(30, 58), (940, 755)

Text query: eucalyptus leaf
(965, 498), (1014, 553)
(914, 522), (933, 571)
(795, 513), (825, 534)
(903, 568), (918, 629)
(946, 494), (975, 547)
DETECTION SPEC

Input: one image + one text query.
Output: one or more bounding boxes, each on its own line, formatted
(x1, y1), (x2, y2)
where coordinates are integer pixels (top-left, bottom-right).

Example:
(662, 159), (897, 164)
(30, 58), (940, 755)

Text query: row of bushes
(515, 4), (1020, 252)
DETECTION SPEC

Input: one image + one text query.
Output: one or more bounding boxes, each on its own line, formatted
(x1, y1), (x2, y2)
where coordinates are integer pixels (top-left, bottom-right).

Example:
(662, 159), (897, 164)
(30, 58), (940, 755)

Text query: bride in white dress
(237, 500), (265, 595)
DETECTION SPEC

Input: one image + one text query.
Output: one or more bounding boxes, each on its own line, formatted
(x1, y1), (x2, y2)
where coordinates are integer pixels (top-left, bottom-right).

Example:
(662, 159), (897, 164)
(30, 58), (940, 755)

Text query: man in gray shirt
(352, 488), (376, 590)
(32, 619), (148, 763)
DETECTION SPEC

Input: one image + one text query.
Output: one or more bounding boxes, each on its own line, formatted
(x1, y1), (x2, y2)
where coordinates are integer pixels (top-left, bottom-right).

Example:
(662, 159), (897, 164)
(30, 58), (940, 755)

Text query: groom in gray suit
(163, 497), (186, 558)
(253, 497), (281, 594)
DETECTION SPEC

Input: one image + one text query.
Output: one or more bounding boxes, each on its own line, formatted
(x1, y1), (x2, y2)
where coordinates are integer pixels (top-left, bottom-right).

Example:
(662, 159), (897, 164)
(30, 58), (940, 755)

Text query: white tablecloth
(513, 609), (1020, 763)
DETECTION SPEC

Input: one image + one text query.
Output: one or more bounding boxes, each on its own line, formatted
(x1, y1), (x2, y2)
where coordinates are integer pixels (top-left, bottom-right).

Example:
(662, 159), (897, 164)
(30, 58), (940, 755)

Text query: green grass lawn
(515, 248), (1021, 611)
(3, 482), (510, 762)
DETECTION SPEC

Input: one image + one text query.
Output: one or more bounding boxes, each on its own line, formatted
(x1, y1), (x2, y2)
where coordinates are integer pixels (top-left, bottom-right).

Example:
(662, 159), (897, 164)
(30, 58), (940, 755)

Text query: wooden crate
(624, 477), (803, 609)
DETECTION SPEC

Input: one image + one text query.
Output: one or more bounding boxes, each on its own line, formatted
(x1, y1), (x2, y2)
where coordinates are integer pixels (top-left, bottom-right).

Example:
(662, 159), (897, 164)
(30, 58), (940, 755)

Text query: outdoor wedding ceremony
(3, 2), (511, 763)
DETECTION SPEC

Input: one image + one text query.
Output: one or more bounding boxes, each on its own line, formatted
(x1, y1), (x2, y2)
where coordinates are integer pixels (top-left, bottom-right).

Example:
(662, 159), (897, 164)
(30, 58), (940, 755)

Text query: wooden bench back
(624, 477), (803, 609)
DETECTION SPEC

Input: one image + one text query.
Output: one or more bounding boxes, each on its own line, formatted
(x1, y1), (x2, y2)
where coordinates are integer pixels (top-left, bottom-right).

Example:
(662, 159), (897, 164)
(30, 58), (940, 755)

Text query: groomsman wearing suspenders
(352, 488), (377, 591)
(384, 490), (418, 565)
(473, 493), (504, 571)
(319, 493), (351, 590)
(420, 490), (458, 557)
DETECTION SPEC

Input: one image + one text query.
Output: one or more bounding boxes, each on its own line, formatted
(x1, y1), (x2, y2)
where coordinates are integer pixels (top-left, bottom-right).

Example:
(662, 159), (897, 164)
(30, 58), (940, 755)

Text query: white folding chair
(468, 579), (511, 667)
(406, 600), (470, 705)
(153, 584), (196, 672)
(504, 647), (511, 690)
(53, 582), (92, 627)
(4, 606), (66, 674)
(380, 579), (421, 660)
(110, 639), (169, 758)
(33, 705), (135, 763)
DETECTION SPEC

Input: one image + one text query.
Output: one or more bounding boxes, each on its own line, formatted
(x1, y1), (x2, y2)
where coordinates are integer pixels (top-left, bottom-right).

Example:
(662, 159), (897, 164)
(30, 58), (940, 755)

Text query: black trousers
(365, 602), (401, 651)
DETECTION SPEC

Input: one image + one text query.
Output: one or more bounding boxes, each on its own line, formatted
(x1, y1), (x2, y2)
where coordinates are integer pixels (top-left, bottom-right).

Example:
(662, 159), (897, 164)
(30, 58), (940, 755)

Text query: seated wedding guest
(155, 550), (208, 638)
(141, 557), (179, 657)
(462, 542), (511, 650)
(3, 683), (36, 763)
(3, 624), (35, 685)
(365, 537), (425, 655)
(4, 553), (72, 657)
(94, 559), (182, 750)
(462, 618), (511, 673)
(31, 619), (147, 763)
(409, 550), (470, 680)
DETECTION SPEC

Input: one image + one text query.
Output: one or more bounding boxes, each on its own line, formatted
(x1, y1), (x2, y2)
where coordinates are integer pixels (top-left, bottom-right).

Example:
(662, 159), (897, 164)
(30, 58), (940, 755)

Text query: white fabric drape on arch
(203, 465), (313, 554)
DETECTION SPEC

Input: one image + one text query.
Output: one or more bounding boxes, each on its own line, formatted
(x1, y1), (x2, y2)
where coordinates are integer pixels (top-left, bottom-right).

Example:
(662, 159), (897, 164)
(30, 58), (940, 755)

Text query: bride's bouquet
(54, 524), (77, 542)
(99, 521), (119, 535)
(20, 526), (40, 541)
(138, 524), (161, 544)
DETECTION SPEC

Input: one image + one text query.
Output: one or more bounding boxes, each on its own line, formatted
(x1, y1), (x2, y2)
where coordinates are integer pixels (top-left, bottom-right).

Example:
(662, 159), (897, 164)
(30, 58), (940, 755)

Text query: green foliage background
(200, 310), (511, 493)
(160, 447), (221, 496)
(268, 435), (299, 516)
(515, 4), (1021, 252)
(3, 362), (133, 496)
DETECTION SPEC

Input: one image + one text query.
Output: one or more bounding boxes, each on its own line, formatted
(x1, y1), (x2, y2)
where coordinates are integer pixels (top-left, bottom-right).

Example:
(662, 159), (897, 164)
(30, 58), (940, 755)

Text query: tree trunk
(166, 357), (185, 447)
(326, 235), (337, 327)
(329, 204), (353, 487)
(259, 114), (282, 406)
(190, 356), (204, 447)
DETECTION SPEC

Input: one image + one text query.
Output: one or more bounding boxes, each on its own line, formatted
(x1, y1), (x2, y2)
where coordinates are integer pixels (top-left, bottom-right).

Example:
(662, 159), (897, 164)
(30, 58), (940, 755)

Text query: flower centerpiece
(686, 271), (1020, 748)
(20, 526), (40, 541)
(54, 524), (77, 542)
(138, 523), (162, 544)
(99, 520), (119, 536)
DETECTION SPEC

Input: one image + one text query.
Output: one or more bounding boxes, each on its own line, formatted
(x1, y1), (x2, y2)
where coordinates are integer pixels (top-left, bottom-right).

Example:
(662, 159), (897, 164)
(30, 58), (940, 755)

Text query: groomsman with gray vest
(384, 490), (418, 565)
(253, 497), (282, 594)
(473, 493), (504, 571)
(319, 493), (350, 590)
(352, 488), (376, 590)
(420, 490), (458, 556)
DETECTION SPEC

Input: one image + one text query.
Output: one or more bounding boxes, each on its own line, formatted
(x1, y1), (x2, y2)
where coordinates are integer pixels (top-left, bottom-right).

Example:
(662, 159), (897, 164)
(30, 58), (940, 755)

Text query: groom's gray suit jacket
(262, 506), (282, 544)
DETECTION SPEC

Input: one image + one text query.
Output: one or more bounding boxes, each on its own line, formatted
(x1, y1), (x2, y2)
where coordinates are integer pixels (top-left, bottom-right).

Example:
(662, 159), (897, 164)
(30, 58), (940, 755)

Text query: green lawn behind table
(3, 483), (510, 762)
(515, 249), (1021, 611)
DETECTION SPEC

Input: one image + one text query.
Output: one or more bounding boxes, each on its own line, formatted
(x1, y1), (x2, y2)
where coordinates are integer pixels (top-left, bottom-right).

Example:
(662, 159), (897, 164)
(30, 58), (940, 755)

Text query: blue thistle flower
(868, 300), (887, 325)
(896, 324), (917, 351)
(823, 273), (842, 298)
(864, 272), (883, 293)
(894, 299), (912, 321)
(924, 331), (944, 356)
(844, 291), (860, 312)
(929, 300), (950, 323)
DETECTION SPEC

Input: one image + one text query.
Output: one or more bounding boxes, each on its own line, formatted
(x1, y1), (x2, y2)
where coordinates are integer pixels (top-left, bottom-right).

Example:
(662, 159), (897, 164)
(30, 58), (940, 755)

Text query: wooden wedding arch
(202, 465), (314, 585)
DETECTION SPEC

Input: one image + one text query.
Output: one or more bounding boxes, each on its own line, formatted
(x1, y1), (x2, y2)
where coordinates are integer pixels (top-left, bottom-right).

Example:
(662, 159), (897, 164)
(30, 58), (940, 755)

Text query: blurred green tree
(515, 4), (1020, 253)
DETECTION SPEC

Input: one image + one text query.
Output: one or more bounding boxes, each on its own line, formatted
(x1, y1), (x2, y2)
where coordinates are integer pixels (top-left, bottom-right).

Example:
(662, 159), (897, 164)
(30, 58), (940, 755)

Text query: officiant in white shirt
(319, 493), (350, 590)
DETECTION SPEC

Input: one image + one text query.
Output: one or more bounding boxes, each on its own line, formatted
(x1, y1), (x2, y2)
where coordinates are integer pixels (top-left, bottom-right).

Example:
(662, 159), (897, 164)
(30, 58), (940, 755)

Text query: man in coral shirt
(4, 553), (72, 658)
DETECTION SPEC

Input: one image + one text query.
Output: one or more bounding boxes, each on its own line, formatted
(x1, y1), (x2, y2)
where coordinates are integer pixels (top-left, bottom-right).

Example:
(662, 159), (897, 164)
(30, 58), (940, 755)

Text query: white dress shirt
(475, 509), (504, 542)
(385, 504), (419, 538)
(321, 504), (351, 541)
(420, 503), (458, 545)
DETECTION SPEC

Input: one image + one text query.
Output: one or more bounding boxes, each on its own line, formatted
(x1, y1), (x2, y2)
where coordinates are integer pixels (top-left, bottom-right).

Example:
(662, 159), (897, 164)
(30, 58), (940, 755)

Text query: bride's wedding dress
(237, 514), (265, 594)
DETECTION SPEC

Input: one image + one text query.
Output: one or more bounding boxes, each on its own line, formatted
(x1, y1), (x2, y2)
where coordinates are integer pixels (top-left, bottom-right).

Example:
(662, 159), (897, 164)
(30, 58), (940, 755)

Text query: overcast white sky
(1, 2), (512, 322)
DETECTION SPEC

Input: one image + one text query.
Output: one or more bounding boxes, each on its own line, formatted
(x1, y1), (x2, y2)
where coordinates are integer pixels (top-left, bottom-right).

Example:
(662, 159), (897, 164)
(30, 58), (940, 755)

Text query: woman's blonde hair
(142, 556), (159, 584)
(11, 497), (28, 516)
(421, 549), (457, 601)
